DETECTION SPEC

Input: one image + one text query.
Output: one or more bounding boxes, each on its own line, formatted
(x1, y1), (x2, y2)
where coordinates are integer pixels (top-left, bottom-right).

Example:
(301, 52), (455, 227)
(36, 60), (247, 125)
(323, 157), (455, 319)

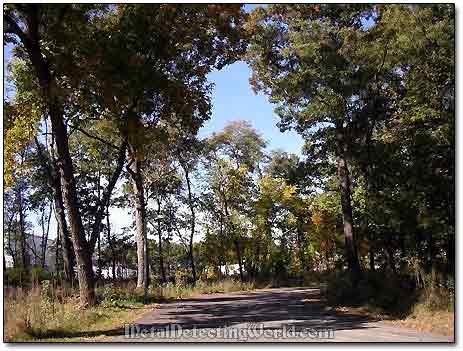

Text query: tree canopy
(3, 4), (454, 313)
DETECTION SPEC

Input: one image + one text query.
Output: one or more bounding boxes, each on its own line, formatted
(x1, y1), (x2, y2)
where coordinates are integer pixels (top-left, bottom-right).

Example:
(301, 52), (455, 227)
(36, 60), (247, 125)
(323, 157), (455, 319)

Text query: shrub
(4, 267), (29, 286)
(323, 271), (419, 317)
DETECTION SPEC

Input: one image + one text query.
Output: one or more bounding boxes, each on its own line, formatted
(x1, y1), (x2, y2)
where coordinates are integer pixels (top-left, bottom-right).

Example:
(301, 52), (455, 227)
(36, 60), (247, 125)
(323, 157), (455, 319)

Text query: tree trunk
(387, 245), (397, 275)
(40, 203), (52, 268)
(234, 239), (244, 283)
(35, 137), (76, 281)
(296, 217), (306, 274)
(222, 194), (244, 283)
(96, 172), (102, 279)
(253, 239), (261, 280)
(428, 231), (438, 286)
(6, 211), (17, 268)
(19, 11), (95, 306)
(362, 99), (380, 274)
(55, 224), (61, 274)
(16, 185), (29, 270)
(218, 214), (226, 278)
(53, 177), (76, 282)
(335, 125), (361, 283)
(97, 233), (101, 279)
(446, 152), (455, 281)
(50, 107), (95, 307)
(130, 158), (148, 289)
(156, 198), (167, 284)
(106, 206), (116, 280)
(369, 240), (376, 272)
(361, 168), (376, 273)
(182, 163), (197, 285)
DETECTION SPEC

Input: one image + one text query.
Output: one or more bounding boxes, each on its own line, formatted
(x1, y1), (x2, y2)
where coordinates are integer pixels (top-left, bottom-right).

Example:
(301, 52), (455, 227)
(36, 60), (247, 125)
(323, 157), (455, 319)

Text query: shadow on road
(29, 288), (376, 340)
(135, 287), (376, 333)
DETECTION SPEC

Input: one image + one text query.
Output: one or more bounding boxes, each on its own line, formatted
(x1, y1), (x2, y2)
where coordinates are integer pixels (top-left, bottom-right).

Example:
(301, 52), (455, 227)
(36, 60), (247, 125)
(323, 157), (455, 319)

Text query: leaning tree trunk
(335, 124), (361, 283)
(35, 137), (76, 281)
(24, 30), (95, 306)
(9, 7), (124, 307)
(53, 180), (76, 282)
(130, 158), (148, 289)
(52, 115), (95, 307)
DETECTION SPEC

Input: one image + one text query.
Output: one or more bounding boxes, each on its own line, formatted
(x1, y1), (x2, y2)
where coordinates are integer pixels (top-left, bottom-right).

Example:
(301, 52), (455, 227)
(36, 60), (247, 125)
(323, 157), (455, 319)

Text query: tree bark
(296, 217), (306, 274)
(16, 185), (29, 270)
(335, 125), (361, 283)
(40, 203), (52, 268)
(97, 232), (101, 279)
(234, 239), (244, 283)
(17, 10), (95, 306)
(222, 191), (244, 282)
(253, 239), (261, 279)
(53, 177), (76, 282)
(49, 105), (96, 305)
(387, 243), (397, 275)
(181, 162), (197, 285)
(130, 158), (148, 289)
(156, 198), (167, 284)
(106, 206), (116, 280)
(369, 241), (376, 272)
(35, 137), (76, 281)
(6, 211), (17, 268)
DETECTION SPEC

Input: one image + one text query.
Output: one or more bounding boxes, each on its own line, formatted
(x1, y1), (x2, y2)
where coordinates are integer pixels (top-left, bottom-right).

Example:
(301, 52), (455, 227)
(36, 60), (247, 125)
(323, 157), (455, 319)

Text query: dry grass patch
(4, 278), (255, 342)
(4, 281), (159, 342)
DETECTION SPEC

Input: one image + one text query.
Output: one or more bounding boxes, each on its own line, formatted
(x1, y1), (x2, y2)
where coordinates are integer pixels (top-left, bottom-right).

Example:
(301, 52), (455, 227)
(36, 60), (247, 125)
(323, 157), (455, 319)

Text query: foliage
(3, 4), (454, 337)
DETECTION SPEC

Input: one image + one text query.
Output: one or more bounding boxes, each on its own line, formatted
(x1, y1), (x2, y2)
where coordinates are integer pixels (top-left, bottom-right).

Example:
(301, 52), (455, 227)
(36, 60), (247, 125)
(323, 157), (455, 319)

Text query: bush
(96, 281), (141, 306)
(323, 271), (418, 317)
(4, 267), (29, 286)
(31, 266), (52, 282)
(4, 266), (52, 286)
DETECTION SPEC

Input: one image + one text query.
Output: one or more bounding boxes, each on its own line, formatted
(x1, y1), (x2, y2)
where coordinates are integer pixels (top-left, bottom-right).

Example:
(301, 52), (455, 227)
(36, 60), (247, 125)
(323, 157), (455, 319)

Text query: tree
(175, 137), (204, 285)
(205, 121), (267, 281)
(5, 4), (129, 306)
(246, 4), (385, 282)
(4, 3), (247, 305)
(73, 4), (247, 290)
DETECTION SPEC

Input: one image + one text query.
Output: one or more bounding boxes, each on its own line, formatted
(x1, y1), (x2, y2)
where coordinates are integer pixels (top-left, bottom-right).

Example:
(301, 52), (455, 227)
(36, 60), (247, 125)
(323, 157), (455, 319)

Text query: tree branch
(89, 138), (128, 251)
(68, 123), (121, 150)
(4, 12), (30, 46)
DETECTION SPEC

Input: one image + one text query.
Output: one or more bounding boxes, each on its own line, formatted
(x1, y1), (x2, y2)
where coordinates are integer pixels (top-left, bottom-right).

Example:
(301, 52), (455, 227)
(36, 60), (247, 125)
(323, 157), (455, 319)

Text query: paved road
(110, 287), (452, 342)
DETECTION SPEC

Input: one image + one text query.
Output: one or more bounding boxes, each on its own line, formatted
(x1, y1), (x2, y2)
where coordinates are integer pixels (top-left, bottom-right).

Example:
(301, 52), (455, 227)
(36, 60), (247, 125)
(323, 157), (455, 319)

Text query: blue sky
(202, 61), (304, 155)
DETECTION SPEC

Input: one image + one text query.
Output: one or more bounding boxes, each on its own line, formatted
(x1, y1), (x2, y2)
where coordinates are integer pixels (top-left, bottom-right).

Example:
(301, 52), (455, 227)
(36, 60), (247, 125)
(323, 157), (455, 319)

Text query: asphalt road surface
(109, 287), (452, 342)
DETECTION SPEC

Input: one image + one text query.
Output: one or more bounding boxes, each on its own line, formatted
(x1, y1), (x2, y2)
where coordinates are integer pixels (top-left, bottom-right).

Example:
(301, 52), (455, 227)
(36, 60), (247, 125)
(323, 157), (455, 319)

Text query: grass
(384, 287), (454, 337)
(321, 270), (454, 337)
(4, 278), (256, 342)
(4, 283), (153, 342)
(150, 279), (256, 300)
